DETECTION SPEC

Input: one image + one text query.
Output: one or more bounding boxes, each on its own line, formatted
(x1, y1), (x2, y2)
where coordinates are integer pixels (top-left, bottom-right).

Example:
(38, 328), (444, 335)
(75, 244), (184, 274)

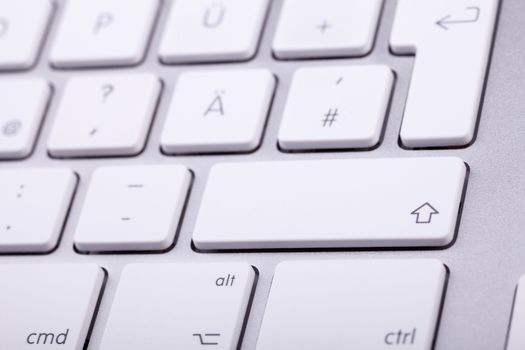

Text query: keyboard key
(256, 259), (447, 350)
(74, 165), (191, 252)
(99, 263), (255, 350)
(506, 275), (525, 349)
(0, 0), (52, 70)
(0, 168), (77, 253)
(50, 0), (159, 68)
(0, 264), (105, 350)
(278, 65), (393, 151)
(193, 157), (467, 250)
(48, 74), (161, 158)
(0, 79), (51, 159)
(159, 0), (269, 63)
(391, 0), (499, 148)
(273, 0), (383, 59)
(160, 69), (275, 154)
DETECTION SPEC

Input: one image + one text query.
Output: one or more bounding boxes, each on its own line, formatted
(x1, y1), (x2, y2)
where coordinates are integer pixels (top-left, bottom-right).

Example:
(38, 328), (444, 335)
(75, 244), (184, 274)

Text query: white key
(506, 275), (525, 350)
(74, 165), (191, 252)
(99, 263), (255, 350)
(193, 157), (467, 250)
(48, 74), (161, 158)
(391, 0), (499, 148)
(0, 79), (51, 159)
(256, 259), (446, 350)
(159, 0), (268, 63)
(160, 69), (275, 154)
(278, 65), (393, 151)
(0, 168), (77, 253)
(273, 0), (383, 59)
(50, 0), (159, 68)
(0, 0), (52, 70)
(0, 264), (104, 349)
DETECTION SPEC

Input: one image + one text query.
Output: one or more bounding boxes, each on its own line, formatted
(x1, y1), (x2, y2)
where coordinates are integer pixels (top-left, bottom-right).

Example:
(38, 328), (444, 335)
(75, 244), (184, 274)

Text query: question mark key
(100, 84), (115, 103)
(47, 74), (161, 157)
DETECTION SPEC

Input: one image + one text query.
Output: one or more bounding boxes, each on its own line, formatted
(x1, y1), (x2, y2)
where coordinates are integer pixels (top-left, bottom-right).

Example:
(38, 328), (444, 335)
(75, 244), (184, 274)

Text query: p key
(50, 0), (159, 68)
(391, 0), (500, 148)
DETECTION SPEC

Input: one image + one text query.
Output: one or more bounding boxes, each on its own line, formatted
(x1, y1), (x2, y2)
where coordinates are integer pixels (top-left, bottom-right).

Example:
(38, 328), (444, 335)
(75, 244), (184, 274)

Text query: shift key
(193, 157), (468, 250)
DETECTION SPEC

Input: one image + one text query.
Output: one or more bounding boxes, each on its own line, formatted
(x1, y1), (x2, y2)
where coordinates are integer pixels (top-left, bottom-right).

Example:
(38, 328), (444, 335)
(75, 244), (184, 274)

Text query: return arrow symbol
(411, 202), (439, 224)
(436, 6), (480, 30)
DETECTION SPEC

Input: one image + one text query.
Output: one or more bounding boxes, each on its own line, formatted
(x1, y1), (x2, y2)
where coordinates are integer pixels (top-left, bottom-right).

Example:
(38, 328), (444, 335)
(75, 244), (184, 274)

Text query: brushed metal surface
(1, 0), (523, 349)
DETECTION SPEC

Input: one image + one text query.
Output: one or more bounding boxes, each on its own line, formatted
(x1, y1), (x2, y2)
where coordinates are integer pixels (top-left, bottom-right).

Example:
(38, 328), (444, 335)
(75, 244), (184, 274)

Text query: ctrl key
(256, 259), (447, 350)
(0, 264), (105, 349)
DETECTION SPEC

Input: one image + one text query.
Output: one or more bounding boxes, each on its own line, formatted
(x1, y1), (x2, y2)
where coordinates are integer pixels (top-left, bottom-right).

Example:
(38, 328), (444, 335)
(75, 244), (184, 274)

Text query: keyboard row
(0, 63), (497, 160)
(0, 67), (396, 159)
(1, 0), (494, 68)
(0, 0), (500, 148)
(5, 0), (379, 69)
(0, 157), (467, 254)
(4, 260), (525, 349)
(0, 260), (449, 349)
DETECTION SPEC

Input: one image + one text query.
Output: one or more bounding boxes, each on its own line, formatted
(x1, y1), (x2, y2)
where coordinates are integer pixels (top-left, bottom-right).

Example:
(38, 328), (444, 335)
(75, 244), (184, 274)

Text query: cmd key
(193, 157), (467, 250)
(0, 264), (105, 349)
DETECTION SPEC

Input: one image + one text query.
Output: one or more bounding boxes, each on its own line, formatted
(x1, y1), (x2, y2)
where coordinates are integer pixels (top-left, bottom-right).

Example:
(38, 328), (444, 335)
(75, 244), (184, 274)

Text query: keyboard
(1, 0), (523, 349)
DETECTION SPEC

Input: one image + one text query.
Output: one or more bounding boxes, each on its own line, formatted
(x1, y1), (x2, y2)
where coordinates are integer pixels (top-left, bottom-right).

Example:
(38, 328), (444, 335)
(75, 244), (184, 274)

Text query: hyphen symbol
(100, 84), (114, 103)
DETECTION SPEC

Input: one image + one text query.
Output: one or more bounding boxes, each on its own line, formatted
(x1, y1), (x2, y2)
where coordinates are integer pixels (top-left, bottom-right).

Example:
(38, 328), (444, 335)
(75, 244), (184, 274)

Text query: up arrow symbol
(411, 202), (439, 224)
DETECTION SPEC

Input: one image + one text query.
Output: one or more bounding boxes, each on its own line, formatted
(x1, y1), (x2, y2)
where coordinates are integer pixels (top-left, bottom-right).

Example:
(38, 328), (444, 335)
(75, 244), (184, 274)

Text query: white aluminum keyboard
(3, 0), (525, 349)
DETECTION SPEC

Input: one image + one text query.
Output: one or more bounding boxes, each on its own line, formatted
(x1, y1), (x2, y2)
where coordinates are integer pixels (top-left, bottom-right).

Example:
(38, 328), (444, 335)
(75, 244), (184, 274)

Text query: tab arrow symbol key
(411, 202), (439, 224)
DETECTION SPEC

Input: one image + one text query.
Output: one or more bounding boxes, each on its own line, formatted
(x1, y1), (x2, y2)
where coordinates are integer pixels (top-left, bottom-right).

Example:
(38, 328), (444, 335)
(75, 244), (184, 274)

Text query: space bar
(193, 157), (468, 250)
